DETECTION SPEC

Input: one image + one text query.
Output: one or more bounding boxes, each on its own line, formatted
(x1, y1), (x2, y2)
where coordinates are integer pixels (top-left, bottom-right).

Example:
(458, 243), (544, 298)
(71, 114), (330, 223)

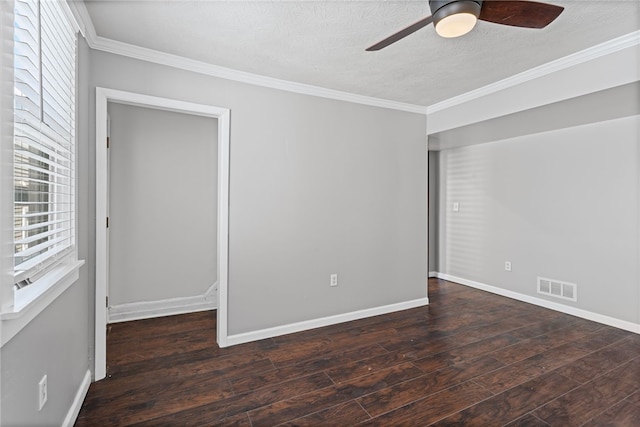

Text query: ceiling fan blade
(366, 15), (434, 51)
(479, 0), (564, 29)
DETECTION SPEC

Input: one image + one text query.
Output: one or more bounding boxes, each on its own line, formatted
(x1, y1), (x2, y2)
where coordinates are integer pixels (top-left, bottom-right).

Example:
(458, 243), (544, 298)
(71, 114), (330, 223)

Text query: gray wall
(1, 37), (93, 427)
(1, 39), (427, 424)
(428, 151), (438, 273)
(89, 50), (427, 335)
(108, 103), (218, 305)
(437, 115), (640, 324)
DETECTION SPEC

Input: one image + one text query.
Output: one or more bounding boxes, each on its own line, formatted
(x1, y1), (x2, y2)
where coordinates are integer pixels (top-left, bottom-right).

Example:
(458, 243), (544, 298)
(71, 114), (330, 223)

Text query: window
(12, 0), (78, 298)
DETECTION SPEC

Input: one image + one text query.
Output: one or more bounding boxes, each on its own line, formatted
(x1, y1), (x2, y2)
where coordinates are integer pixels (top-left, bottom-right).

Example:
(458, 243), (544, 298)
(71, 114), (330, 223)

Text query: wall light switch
(453, 202), (460, 212)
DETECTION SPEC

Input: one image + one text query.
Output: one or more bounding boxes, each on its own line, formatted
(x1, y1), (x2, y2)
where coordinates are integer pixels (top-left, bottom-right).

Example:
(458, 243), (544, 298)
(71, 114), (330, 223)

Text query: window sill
(1, 259), (85, 347)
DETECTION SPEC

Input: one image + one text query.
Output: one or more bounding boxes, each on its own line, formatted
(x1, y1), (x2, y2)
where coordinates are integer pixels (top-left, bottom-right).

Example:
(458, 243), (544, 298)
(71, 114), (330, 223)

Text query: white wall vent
(537, 277), (577, 302)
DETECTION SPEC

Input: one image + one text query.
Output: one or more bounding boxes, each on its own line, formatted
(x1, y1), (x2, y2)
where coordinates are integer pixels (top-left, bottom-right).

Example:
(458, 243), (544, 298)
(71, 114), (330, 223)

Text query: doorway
(107, 103), (217, 319)
(95, 88), (230, 380)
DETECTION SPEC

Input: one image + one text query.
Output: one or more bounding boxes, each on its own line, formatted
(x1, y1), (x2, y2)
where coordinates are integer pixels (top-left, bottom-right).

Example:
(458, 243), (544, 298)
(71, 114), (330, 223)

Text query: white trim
(434, 272), (640, 335)
(1, 260), (84, 346)
(428, 271), (438, 278)
(95, 88), (230, 379)
(66, 0), (94, 40)
(223, 298), (429, 347)
(94, 89), (108, 381)
(108, 282), (217, 323)
(58, 0), (81, 34)
(69, 1), (425, 115)
(61, 369), (91, 427)
(426, 30), (640, 115)
(67, 1), (640, 117)
(92, 36), (427, 114)
(216, 106), (230, 348)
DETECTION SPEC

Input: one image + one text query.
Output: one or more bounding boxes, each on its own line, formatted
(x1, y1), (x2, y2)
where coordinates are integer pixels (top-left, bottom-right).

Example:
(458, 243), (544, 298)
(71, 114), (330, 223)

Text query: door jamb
(95, 87), (230, 380)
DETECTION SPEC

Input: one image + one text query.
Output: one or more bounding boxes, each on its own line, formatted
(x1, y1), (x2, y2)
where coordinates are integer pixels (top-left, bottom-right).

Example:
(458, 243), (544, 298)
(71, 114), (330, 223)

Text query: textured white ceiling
(83, 0), (640, 106)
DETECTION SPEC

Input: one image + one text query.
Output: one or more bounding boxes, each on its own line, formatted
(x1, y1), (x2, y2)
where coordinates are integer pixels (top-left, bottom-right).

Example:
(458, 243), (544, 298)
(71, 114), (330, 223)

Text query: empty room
(0, 0), (639, 426)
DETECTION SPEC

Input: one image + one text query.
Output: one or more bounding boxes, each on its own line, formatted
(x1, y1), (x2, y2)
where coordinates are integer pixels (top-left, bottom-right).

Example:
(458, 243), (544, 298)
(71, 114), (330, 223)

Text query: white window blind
(13, 0), (76, 286)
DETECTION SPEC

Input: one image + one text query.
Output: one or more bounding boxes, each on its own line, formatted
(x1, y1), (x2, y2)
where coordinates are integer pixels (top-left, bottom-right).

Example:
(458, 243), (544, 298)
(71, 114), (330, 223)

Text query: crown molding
(70, 1), (638, 118)
(426, 30), (640, 115)
(67, 0), (97, 41)
(68, 1), (426, 114)
(92, 36), (428, 114)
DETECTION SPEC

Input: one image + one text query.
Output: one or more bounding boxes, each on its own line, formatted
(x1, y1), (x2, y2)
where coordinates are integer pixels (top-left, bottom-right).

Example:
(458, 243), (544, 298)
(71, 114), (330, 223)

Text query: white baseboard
(108, 282), (217, 323)
(435, 272), (640, 334)
(428, 271), (438, 278)
(62, 369), (91, 427)
(224, 297), (430, 347)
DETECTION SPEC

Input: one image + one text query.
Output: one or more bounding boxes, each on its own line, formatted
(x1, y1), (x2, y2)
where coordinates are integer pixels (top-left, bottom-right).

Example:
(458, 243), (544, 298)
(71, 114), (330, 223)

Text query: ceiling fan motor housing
(430, 0), (483, 26)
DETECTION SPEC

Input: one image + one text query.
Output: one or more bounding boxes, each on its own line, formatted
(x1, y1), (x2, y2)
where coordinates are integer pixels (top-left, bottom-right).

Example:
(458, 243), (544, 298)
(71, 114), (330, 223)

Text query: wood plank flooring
(75, 279), (640, 426)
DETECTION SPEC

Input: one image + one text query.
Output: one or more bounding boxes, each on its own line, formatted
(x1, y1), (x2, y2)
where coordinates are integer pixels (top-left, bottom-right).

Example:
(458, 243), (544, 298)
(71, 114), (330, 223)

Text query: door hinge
(106, 217), (109, 228)
(106, 137), (110, 149)
(106, 296), (109, 307)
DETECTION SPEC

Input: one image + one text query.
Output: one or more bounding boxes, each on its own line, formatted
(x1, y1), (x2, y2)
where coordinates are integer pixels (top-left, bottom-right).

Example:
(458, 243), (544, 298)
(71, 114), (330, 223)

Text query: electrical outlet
(505, 261), (512, 272)
(330, 274), (338, 287)
(38, 375), (47, 411)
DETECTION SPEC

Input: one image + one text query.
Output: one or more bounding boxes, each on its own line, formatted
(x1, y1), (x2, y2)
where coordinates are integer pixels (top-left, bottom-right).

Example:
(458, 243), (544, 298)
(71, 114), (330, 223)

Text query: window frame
(0, 0), (83, 347)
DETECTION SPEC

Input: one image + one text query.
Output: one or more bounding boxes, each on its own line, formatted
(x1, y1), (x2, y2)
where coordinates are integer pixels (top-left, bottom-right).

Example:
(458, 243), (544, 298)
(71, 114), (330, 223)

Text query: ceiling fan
(366, 0), (564, 51)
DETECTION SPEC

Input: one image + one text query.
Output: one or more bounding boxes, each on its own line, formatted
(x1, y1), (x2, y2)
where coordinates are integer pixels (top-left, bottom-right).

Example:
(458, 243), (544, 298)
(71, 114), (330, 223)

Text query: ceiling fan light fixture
(435, 13), (478, 38)
(432, 0), (482, 38)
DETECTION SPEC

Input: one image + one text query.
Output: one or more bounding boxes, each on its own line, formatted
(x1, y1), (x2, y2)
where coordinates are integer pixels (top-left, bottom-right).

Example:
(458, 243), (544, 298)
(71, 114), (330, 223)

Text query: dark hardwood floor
(75, 279), (640, 426)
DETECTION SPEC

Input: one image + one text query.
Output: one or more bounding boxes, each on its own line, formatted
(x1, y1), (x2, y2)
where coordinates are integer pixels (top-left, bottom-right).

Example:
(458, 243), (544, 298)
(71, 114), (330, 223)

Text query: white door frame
(95, 87), (230, 380)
